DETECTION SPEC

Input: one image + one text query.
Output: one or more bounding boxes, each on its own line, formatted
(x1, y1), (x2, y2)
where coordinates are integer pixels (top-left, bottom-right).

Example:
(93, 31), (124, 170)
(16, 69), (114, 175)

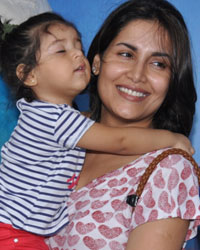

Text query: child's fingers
(190, 147), (195, 155)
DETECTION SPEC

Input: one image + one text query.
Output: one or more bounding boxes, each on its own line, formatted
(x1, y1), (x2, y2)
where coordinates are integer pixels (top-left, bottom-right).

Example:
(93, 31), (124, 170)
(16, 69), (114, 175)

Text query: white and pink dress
(47, 148), (200, 250)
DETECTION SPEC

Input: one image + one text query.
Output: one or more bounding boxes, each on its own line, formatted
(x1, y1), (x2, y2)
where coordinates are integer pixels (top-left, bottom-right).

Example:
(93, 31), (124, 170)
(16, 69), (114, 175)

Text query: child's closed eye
(56, 49), (66, 53)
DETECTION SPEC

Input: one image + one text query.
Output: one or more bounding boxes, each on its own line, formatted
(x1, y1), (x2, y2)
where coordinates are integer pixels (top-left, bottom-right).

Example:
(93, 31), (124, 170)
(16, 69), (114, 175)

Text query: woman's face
(93, 20), (172, 128)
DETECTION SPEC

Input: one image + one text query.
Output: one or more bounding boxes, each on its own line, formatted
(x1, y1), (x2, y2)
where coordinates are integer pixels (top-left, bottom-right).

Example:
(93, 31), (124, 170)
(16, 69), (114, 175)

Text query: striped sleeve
(54, 108), (95, 149)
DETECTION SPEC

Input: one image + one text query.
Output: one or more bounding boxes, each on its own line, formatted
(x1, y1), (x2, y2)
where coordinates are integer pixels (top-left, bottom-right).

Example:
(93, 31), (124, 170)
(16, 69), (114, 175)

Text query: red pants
(0, 223), (48, 250)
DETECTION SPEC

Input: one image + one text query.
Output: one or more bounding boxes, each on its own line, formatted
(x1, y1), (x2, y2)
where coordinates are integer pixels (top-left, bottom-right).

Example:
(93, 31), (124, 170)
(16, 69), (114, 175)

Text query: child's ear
(92, 54), (101, 75)
(16, 64), (37, 87)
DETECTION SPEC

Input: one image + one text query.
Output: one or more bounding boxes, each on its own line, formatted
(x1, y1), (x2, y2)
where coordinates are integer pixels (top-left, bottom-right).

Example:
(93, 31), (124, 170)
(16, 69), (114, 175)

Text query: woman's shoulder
(154, 148), (198, 174)
(128, 148), (199, 200)
(132, 148), (200, 231)
(141, 148), (199, 185)
(140, 148), (197, 171)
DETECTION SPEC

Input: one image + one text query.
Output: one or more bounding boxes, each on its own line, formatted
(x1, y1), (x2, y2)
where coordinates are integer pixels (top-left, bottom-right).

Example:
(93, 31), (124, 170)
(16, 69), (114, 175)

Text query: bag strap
(126, 148), (200, 210)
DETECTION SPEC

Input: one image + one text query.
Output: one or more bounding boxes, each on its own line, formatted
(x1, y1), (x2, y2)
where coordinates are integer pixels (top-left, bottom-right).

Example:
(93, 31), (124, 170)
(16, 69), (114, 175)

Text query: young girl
(0, 12), (194, 249)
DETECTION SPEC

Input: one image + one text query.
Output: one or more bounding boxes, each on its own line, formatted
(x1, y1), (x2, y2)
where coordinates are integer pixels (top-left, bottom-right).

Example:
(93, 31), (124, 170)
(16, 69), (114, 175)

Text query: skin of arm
(77, 122), (193, 155)
(126, 218), (189, 250)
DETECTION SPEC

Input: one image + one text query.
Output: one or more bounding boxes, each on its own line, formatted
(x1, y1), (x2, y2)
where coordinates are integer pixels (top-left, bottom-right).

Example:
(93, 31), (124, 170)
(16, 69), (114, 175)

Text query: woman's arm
(126, 218), (189, 250)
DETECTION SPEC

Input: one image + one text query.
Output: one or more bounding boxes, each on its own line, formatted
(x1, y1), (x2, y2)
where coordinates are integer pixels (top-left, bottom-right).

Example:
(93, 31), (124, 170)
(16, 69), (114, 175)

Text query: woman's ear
(16, 63), (37, 87)
(92, 54), (101, 75)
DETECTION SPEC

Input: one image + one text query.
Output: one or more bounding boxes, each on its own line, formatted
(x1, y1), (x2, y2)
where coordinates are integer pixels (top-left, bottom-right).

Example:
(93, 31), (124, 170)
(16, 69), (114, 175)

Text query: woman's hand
(126, 218), (189, 250)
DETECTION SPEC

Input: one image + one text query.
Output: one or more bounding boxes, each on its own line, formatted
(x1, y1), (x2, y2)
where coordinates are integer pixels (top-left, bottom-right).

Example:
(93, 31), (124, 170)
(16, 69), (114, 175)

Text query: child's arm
(77, 122), (194, 155)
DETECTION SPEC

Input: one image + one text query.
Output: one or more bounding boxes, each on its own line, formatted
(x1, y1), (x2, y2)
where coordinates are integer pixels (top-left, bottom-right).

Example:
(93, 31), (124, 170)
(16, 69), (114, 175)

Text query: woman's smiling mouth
(117, 86), (149, 98)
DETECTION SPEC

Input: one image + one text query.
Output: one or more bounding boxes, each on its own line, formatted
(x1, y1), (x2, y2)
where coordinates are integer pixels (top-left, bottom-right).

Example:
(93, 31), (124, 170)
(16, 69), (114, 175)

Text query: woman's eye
(153, 61), (167, 69)
(119, 52), (133, 58)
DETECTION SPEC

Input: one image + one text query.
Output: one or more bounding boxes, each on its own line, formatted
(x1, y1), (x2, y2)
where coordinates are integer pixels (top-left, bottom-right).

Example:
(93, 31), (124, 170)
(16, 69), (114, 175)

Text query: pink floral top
(47, 149), (200, 250)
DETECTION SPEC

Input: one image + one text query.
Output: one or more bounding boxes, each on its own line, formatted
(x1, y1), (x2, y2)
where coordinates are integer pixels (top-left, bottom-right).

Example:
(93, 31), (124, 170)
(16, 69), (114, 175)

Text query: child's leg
(0, 223), (48, 250)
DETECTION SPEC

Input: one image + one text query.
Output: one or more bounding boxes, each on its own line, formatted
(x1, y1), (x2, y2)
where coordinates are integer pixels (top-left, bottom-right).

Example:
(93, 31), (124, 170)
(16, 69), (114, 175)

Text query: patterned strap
(126, 148), (200, 210)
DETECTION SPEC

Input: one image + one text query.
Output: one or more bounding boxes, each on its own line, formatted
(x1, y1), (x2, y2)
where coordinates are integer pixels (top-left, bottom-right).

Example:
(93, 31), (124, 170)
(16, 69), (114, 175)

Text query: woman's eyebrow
(116, 42), (171, 59)
(116, 42), (137, 51)
(151, 52), (171, 59)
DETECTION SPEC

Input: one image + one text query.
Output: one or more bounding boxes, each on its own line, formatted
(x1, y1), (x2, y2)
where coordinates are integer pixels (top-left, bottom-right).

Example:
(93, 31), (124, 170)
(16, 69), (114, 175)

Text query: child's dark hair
(0, 12), (80, 102)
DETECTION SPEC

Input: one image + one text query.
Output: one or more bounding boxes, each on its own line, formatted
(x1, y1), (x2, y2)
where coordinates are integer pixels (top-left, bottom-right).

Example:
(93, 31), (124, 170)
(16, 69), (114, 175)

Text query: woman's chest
(76, 152), (140, 190)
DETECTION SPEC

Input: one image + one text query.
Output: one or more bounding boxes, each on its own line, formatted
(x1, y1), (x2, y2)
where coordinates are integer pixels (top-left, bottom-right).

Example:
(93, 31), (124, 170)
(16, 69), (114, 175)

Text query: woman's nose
(128, 62), (146, 83)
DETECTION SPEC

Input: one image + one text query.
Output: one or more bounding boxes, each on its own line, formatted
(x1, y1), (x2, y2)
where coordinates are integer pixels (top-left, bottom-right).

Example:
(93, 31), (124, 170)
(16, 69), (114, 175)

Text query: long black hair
(87, 0), (196, 137)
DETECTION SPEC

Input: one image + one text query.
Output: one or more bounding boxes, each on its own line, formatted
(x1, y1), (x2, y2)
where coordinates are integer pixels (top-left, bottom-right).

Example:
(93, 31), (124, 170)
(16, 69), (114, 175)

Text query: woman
(47, 0), (200, 249)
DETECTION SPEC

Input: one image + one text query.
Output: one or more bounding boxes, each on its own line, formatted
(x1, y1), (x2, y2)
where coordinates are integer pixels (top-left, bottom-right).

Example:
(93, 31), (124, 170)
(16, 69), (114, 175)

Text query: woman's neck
(99, 111), (152, 128)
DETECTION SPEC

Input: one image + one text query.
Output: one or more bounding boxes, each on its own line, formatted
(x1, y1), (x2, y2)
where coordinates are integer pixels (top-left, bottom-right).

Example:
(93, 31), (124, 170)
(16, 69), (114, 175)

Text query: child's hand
(173, 133), (195, 155)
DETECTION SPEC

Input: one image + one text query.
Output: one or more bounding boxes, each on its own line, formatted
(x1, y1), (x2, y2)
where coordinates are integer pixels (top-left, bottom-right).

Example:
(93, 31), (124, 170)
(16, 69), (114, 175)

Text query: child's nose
(73, 48), (84, 58)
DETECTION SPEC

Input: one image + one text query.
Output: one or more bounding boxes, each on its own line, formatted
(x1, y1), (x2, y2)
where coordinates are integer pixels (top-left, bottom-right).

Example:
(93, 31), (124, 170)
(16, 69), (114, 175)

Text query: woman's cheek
(100, 61), (129, 83)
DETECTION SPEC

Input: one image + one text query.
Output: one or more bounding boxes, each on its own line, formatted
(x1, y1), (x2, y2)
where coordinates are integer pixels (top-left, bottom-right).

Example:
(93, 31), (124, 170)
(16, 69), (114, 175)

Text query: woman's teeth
(117, 86), (146, 97)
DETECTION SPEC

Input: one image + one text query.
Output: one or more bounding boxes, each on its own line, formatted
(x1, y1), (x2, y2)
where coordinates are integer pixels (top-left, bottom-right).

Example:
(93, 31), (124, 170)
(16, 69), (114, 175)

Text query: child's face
(32, 23), (91, 105)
